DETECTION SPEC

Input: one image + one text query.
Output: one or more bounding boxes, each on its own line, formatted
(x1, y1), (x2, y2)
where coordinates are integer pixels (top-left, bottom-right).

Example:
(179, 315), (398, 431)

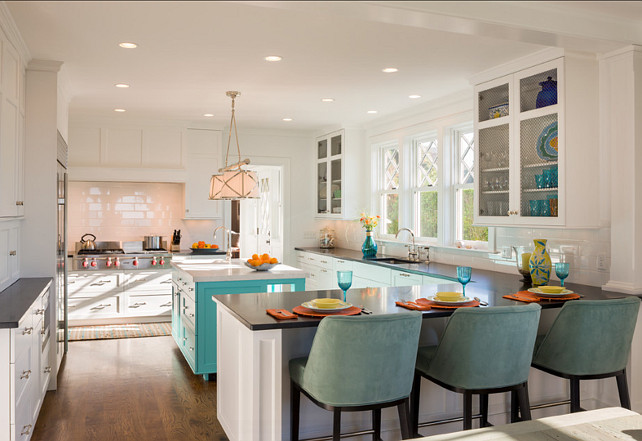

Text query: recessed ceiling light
(382, 67), (398, 73)
(118, 42), (138, 49)
(265, 55), (282, 62)
(282, 118), (293, 122)
(203, 113), (214, 117)
(114, 108), (126, 112)
(115, 83), (130, 88)
(409, 94), (422, 99)
(321, 98), (335, 102)
(367, 110), (378, 114)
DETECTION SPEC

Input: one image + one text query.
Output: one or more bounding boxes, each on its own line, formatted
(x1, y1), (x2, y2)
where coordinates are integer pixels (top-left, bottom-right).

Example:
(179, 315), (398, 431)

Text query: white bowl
(244, 261), (278, 271)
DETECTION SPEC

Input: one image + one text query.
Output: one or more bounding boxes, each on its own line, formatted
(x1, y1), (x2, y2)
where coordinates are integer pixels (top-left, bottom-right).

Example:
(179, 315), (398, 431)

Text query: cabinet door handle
(161, 279), (172, 284)
(400, 273), (410, 277)
(160, 302), (172, 307)
(35, 309), (45, 315)
(321, 260), (328, 264)
(189, 346), (194, 352)
(15, 201), (23, 206)
(44, 366), (52, 373)
(22, 327), (33, 335)
(9, 250), (16, 256)
(20, 369), (31, 379)
(21, 425), (32, 435)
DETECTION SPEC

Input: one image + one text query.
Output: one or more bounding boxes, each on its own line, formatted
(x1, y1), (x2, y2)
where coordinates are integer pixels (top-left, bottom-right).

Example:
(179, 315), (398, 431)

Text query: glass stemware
(555, 262), (570, 287)
(457, 266), (472, 297)
(337, 270), (353, 302)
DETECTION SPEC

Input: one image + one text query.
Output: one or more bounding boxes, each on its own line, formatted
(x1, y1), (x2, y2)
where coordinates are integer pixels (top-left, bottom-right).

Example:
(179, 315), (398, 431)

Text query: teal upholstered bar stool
(531, 297), (640, 412)
(411, 304), (541, 433)
(289, 312), (422, 441)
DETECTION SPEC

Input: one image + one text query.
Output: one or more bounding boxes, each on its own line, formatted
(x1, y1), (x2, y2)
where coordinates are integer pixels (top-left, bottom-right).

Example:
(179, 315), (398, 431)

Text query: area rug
(68, 322), (172, 341)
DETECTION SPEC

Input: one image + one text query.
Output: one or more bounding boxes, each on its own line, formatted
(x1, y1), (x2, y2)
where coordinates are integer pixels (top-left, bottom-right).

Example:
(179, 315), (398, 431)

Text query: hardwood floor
(32, 336), (229, 441)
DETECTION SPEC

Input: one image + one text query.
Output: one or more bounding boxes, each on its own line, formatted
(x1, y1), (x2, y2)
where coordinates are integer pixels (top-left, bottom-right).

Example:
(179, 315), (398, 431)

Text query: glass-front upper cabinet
(316, 130), (344, 217)
(474, 58), (564, 227)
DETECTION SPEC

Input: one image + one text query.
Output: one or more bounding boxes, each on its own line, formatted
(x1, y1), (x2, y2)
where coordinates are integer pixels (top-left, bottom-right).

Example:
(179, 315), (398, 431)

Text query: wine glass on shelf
(337, 271), (353, 302)
(555, 263), (570, 287)
(457, 266), (472, 298)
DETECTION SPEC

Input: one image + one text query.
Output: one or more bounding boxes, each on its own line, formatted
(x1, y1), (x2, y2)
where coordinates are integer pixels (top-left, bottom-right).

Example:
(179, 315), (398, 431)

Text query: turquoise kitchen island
(171, 259), (306, 379)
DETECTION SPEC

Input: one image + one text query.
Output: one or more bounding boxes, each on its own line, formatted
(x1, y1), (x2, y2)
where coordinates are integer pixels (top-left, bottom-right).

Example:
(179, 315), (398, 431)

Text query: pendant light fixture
(209, 91), (259, 200)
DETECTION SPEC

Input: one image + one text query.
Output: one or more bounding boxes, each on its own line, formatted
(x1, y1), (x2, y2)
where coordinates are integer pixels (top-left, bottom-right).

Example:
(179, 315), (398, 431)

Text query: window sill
(428, 244), (492, 257)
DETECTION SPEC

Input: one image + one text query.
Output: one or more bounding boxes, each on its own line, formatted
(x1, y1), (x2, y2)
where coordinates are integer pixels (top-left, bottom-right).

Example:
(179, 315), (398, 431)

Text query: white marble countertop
(171, 259), (307, 282)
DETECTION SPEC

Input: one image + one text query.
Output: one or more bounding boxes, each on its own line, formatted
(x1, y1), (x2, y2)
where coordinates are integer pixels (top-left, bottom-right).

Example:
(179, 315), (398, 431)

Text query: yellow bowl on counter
(538, 286), (565, 294)
(311, 298), (343, 309)
(435, 292), (463, 302)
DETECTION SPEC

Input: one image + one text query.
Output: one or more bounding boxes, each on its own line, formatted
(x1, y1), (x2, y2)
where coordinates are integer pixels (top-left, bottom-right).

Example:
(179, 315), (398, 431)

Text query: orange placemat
(415, 298), (480, 309)
(395, 301), (431, 311)
(503, 291), (581, 303)
(292, 305), (362, 318)
(266, 309), (298, 320)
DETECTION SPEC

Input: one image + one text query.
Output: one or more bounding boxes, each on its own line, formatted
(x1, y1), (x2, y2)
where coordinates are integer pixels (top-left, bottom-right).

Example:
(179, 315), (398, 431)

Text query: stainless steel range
(70, 241), (172, 271)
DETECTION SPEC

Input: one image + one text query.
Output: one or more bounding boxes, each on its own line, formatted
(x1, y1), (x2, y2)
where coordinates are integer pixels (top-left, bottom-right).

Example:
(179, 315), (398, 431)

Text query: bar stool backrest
(533, 297), (641, 376)
(301, 312), (422, 407)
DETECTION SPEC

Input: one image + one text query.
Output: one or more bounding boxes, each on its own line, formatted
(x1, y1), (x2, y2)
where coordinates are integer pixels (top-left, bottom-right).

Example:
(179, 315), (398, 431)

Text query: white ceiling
(5, 1), (640, 131)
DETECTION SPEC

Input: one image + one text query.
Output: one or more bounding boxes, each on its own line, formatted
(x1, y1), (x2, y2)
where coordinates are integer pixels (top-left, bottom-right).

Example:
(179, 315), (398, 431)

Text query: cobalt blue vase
(536, 76), (557, 109)
(362, 230), (377, 258)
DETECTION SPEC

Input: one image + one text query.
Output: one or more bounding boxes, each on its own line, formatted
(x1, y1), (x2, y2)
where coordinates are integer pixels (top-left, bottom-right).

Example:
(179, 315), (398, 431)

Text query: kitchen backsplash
(323, 220), (610, 287)
(68, 181), (223, 249)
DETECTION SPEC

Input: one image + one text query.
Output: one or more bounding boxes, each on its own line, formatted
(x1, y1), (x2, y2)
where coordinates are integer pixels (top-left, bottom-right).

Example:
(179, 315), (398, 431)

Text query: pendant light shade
(209, 91), (259, 200)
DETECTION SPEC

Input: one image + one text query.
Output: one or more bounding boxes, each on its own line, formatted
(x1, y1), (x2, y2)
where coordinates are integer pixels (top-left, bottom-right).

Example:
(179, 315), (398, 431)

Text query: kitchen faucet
(396, 228), (419, 262)
(213, 226), (239, 263)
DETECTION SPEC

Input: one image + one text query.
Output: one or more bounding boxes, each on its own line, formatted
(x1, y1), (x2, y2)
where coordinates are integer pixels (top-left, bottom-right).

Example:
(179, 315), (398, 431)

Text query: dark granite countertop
(212, 248), (632, 331)
(0, 278), (53, 328)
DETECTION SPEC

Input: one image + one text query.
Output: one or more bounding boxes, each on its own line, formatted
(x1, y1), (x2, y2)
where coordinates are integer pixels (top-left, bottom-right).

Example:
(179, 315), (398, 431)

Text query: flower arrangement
(359, 213), (380, 231)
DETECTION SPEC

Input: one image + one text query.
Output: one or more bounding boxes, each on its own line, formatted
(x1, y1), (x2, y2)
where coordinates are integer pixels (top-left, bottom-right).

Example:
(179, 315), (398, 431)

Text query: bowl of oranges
(245, 253), (279, 271)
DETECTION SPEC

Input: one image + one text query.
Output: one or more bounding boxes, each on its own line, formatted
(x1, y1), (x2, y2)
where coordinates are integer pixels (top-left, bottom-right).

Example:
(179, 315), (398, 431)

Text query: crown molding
(0, 2), (30, 63)
(468, 47), (565, 86)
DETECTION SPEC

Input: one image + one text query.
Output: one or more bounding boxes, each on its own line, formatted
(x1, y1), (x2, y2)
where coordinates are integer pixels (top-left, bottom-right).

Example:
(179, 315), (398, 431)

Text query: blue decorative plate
(536, 121), (558, 161)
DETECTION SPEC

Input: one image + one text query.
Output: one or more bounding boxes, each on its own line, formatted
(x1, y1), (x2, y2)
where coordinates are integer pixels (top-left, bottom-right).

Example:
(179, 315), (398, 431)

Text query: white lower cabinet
(2, 284), (51, 441)
(392, 270), (423, 286)
(0, 221), (20, 292)
(68, 270), (172, 325)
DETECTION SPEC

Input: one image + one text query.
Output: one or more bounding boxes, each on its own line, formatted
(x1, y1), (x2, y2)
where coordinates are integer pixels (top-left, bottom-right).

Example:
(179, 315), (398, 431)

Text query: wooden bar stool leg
(411, 372), (421, 436)
(333, 409), (342, 441)
(397, 398), (411, 439)
(372, 409), (381, 441)
(510, 390), (519, 422)
(463, 391), (473, 430)
(291, 380), (300, 441)
(479, 394), (490, 427)
(570, 378), (581, 413)
(517, 383), (532, 421)
(616, 371), (631, 409)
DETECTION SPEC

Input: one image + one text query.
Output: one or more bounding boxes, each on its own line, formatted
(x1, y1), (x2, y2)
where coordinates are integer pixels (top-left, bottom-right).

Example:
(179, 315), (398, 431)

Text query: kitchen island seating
(411, 304), (542, 434)
(289, 312), (422, 441)
(531, 297), (641, 412)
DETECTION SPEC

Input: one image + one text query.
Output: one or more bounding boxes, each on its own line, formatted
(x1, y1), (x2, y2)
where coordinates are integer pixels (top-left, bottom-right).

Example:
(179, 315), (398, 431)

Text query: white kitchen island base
(215, 294), (620, 441)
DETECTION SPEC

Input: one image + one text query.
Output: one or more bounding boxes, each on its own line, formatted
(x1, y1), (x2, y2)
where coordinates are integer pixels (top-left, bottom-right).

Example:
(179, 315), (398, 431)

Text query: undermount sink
(366, 257), (422, 265)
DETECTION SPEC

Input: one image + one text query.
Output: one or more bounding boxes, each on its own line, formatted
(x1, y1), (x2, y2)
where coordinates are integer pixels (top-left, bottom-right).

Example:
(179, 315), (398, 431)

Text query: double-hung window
(379, 143), (400, 236)
(412, 135), (439, 240)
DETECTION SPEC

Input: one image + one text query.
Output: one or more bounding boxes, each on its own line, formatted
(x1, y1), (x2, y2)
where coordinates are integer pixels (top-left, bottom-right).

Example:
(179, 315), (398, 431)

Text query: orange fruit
(252, 254), (259, 260)
(247, 258), (252, 263)
(269, 257), (278, 264)
(251, 260), (262, 267)
(261, 253), (270, 261)
(212, 244), (219, 249)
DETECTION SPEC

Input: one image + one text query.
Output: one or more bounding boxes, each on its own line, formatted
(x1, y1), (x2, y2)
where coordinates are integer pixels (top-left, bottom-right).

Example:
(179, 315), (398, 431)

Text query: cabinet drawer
(393, 270), (423, 286)
(40, 339), (51, 397)
(69, 296), (119, 318)
(182, 325), (196, 368)
(181, 294), (196, 329)
(11, 318), (33, 363)
(354, 262), (391, 285)
(126, 294), (172, 316)
(14, 392), (33, 440)
(305, 253), (333, 269)
(68, 274), (120, 296)
(14, 343), (33, 407)
(333, 258), (353, 271)
(124, 271), (173, 294)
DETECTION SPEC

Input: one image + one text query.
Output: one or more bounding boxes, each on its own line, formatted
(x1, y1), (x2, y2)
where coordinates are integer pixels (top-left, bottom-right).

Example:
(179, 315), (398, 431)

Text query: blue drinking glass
(337, 271), (353, 302)
(555, 263), (570, 287)
(543, 168), (552, 188)
(457, 266), (472, 297)
(535, 174), (544, 189)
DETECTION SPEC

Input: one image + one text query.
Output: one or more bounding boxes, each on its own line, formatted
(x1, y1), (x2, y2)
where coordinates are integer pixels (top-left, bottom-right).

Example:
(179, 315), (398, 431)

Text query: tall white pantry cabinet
(473, 51), (601, 229)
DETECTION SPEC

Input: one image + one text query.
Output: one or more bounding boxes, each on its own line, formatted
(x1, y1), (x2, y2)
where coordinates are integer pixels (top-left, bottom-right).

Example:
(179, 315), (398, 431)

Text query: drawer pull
(90, 303), (111, 311)
(41, 329), (47, 335)
(188, 313), (195, 318)
(183, 337), (187, 342)
(161, 279), (172, 284)
(400, 273), (410, 277)
(16, 201), (24, 206)
(321, 269), (328, 273)
(321, 260), (328, 264)
(20, 369), (31, 380)
(337, 260), (345, 263)
(35, 308), (45, 315)
(188, 287), (194, 292)
(21, 425), (32, 435)
(44, 366), (52, 373)
(189, 346), (194, 352)
(129, 302), (147, 308)
(22, 327), (33, 335)
(9, 250), (16, 256)
(160, 302), (172, 307)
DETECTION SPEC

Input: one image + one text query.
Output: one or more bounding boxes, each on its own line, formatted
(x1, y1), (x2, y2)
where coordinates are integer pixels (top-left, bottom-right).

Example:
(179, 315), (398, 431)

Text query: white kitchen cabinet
(0, 282), (51, 441)
(392, 270), (423, 286)
(184, 128), (223, 219)
(473, 53), (600, 228)
(315, 128), (364, 220)
(0, 221), (20, 292)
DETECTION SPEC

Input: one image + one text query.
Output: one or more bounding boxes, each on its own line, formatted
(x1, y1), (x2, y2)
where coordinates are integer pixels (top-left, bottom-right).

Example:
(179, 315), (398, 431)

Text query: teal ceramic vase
(529, 239), (552, 286)
(362, 228), (377, 258)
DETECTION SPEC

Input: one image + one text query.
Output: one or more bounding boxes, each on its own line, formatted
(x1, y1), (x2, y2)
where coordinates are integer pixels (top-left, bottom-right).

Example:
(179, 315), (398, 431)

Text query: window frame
(376, 141), (401, 239)
(410, 132), (442, 244)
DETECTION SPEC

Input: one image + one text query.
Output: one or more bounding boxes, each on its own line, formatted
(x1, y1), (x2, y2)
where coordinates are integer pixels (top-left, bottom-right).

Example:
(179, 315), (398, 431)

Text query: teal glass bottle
(362, 228), (377, 258)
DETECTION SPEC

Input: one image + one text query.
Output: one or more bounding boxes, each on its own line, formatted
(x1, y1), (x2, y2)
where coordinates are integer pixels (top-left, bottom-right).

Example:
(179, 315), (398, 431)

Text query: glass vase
(362, 229), (377, 258)
(529, 239), (552, 286)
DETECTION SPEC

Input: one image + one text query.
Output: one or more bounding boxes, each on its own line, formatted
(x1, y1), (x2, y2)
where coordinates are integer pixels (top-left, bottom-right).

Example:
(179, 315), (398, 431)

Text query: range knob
(90, 258), (97, 268)
(114, 257), (121, 268)
(133, 257), (139, 267)
(151, 257), (157, 266)
(106, 257), (113, 268)
(159, 257), (165, 266)
(82, 258), (88, 269)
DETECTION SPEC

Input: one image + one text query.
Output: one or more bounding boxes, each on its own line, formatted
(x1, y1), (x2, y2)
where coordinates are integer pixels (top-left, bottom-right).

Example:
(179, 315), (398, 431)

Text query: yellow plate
(538, 286), (565, 294)
(302, 301), (352, 313)
(435, 291), (464, 302)
(311, 298), (343, 309)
